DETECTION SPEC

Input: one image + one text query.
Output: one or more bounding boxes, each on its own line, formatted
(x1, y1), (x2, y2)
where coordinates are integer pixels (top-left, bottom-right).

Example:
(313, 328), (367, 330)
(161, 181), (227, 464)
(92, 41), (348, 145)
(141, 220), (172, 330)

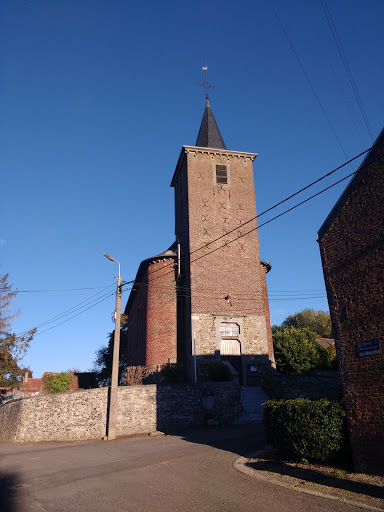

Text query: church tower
(171, 98), (274, 383)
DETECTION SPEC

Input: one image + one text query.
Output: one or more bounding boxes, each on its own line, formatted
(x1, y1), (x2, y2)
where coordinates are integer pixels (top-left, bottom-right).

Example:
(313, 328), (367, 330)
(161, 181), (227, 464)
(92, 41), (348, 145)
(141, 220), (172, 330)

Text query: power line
(122, 147), (383, 296)
(128, 281), (326, 298)
(16, 286), (118, 337)
(16, 284), (115, 293)
(33, 293), (115, 336)
(122, 146), (383, 294)
(267, 0), (350, 161)
(191, 142), (379, 255)
(24, 145), (382, 335)
(320, 0), (374, 142)
(303, 1), (365, 147)
(122, 141), (380, 288)
(189, 166), (360, 266)
(24, 151), (344, 335)
(128, 280), (326, 295)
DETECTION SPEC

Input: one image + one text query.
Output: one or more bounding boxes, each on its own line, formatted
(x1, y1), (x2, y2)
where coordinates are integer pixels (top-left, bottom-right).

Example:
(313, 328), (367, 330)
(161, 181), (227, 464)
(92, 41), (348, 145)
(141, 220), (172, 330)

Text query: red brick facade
(172, 147), (274, 381)
(318, 129), (384, 474)
(124, 100), (274, 382)
(124, 253), (177, 366)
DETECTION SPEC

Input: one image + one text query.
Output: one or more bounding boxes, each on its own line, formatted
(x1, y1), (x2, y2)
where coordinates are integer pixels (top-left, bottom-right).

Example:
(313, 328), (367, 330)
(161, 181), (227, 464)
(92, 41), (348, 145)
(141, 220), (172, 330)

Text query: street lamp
(103, 252), (122, 440)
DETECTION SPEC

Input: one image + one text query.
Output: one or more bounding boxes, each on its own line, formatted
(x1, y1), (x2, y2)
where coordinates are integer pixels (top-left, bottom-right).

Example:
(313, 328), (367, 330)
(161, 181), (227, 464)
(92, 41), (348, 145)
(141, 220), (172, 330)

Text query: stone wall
(260, 367), (342, 400)
(0, 382), (240, 443)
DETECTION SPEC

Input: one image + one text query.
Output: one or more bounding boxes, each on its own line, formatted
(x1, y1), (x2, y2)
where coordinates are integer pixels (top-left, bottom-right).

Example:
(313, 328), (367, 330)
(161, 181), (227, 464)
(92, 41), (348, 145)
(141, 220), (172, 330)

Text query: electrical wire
(122, 147), (383, 296)
(304, 1), (365, 147)
(16, 285), (115, 293)
(22, 144), (382, 335)
(121, 141), (381, 288)
(189, 166), (360, 265)
(33, 293), (116, 336)
(16, 286), (118, 337)
(320, 0), (374, 142)
(267, 0), (350, 161)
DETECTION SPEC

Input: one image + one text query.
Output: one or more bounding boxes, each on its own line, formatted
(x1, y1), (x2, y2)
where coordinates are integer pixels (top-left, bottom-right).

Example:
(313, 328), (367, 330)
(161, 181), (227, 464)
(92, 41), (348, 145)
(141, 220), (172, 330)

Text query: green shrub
(208, 363), (232, 382)
(273, 327), (330, 374)
(263, 398), (347, 462)
(43, 372), (72, 394)
(318, 344), (338, 370)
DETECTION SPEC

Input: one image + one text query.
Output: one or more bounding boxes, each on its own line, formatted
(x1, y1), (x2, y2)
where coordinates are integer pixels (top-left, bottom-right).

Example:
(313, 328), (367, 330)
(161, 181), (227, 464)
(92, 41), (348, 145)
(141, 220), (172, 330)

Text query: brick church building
(124, 97), (275, 383)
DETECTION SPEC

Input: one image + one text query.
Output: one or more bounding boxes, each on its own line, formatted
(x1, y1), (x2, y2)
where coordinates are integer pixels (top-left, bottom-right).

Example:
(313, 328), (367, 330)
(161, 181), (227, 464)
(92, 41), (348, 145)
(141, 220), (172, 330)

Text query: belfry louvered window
(216, 164), (228, 185)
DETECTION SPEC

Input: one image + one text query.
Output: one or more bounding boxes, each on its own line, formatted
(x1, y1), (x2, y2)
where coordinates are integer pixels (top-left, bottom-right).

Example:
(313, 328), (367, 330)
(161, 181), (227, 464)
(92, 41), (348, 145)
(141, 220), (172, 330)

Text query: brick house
(318, 127), (384, 474)
(18, 371), (97, 395)
(124, 98), (275, 384)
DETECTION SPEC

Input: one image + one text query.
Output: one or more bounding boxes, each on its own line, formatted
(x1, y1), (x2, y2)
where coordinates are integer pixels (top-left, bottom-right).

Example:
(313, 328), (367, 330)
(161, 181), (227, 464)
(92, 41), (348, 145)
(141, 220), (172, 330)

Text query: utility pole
(103, 253), (122, 441)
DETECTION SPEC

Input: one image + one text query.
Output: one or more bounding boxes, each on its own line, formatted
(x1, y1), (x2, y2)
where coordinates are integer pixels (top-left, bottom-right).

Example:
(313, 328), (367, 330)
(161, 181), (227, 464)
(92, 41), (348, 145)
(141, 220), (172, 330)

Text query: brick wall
(146, 259), (177, 365)
(0, 382), (241, 443)
(125, 272), (148, 366)
(184, 149), (265, 316)
(318, 140), (384, 474)
(172, 147), (274, 379)
(125, 257), (177, 366)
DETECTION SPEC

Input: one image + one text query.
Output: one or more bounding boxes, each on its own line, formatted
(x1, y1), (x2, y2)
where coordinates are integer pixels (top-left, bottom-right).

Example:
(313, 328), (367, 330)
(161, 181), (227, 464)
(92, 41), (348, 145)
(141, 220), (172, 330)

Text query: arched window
(219, 322), (240, 337)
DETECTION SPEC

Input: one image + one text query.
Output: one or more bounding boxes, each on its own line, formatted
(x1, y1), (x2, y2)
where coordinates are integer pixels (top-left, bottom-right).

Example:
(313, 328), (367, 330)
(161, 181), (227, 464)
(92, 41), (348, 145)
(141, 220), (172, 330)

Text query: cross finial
(199, 65), (215, 100)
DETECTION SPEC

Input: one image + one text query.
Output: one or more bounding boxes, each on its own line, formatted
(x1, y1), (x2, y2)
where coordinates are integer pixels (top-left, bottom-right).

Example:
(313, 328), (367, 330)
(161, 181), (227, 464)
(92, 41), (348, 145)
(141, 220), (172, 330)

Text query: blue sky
(1, 0), (383, 377)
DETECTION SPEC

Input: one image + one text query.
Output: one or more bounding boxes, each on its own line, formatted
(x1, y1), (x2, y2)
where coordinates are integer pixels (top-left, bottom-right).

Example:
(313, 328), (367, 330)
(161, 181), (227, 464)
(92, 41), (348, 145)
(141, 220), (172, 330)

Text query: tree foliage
(273, 327), (336, 374)
(43, 372), (72, 394)
(93, 330), (127, 387)
(0, 272), (35, 387)
(274, 308), (333, 338)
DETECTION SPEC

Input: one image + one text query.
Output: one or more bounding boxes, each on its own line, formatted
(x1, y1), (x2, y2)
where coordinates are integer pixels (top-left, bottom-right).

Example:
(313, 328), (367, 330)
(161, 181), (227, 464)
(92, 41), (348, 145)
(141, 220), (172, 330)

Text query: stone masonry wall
(260, 367), (342, 400)
(191, 313), (270, 382)
(0, 382), (240, 443)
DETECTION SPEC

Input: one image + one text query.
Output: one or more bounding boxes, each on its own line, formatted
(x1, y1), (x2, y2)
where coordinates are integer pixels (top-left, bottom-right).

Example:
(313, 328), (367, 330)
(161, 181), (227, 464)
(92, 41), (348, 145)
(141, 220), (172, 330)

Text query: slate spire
(195, 97), (226, 149)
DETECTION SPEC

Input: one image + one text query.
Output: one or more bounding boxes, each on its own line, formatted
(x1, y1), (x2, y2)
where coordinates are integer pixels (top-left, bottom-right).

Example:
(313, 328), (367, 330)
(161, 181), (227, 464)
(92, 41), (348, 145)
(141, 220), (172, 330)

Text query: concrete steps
(233, 386), (270, 424)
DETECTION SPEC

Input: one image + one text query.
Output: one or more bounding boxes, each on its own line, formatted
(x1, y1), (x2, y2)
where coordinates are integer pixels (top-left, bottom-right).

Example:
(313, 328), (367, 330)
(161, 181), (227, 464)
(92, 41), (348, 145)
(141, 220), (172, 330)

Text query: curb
(233, 447), (384, 511)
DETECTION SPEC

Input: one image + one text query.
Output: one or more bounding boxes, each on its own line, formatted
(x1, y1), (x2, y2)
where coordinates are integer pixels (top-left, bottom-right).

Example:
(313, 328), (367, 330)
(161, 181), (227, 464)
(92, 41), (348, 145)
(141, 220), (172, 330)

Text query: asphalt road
(0, 425), (366, 512)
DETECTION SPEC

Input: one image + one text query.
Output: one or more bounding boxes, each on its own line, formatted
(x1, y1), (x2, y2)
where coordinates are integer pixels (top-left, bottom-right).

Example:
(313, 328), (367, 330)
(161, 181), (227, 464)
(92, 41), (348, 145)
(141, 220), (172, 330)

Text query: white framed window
(219, 322), (240, 337)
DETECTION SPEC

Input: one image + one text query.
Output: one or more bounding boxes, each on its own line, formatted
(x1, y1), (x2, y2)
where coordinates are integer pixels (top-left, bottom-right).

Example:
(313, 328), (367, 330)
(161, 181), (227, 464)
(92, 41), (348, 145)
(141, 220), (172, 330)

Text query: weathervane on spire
(199, 65), (215, 100)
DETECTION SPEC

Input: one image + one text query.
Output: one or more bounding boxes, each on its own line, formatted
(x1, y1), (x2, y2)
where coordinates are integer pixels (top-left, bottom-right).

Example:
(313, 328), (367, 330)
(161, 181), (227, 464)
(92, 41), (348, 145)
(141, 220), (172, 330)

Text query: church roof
(195, 97), (226, 149)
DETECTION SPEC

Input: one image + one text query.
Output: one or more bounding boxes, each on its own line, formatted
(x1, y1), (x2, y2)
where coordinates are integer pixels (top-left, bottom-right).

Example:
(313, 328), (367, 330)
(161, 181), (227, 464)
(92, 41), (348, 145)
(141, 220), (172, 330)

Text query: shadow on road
(246, 458), (384, 501)
(163, 423), (266, 458)
(0, 472), (21, 512)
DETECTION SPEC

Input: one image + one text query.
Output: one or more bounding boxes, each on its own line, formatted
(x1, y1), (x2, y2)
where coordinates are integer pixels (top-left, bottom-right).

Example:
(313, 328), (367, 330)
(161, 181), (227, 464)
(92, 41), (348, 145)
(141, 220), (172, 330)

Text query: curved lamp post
(103, 253), (122, 440)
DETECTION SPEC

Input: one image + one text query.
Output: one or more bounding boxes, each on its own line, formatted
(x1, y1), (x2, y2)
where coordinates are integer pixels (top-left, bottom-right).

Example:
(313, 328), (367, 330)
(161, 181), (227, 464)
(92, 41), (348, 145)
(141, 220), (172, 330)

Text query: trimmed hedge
(263, 398), (346, 462)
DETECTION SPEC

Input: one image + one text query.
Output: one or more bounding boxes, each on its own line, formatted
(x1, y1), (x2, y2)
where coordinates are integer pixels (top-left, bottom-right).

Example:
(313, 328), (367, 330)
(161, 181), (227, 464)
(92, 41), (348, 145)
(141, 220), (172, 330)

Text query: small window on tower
(219, 322), (240, 336)
(216, 165), (228, 185)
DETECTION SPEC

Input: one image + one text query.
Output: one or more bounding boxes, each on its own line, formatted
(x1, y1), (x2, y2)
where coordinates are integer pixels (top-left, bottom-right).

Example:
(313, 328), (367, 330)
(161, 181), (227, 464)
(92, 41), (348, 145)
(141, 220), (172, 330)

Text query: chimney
(23, 371), (29, 384)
